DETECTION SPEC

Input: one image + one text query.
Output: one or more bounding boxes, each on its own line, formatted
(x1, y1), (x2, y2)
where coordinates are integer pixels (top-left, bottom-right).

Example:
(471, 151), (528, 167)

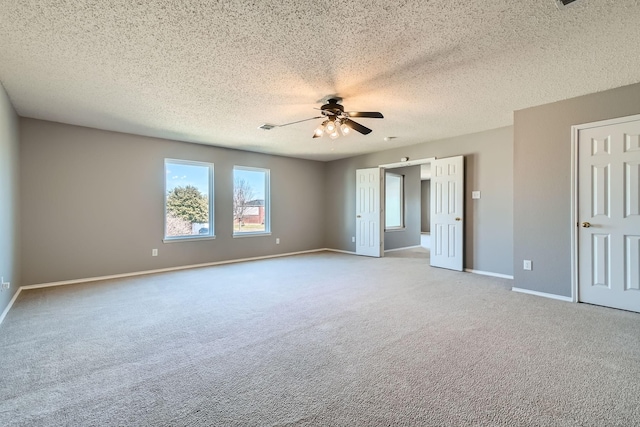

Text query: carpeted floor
(1, 250), (639, 426)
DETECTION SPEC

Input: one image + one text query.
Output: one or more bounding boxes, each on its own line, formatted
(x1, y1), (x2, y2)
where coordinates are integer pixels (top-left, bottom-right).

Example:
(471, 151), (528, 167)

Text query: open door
(430, 156), (464, 271)
(356, 168), (383, 257)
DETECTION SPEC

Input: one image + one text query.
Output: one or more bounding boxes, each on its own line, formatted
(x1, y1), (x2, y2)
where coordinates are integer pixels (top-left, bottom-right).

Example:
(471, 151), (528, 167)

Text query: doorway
(420, 163), (431, 250)
(371, 156), (464, 271)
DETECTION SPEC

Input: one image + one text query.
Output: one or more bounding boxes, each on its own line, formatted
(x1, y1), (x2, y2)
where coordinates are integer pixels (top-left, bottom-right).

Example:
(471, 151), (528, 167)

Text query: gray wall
(0, 83), (20, 315)
(513, 82), (640, 297)
(325, 126), (514, 276)
(421, 180), (430, 233)
(384, 166), (420, 250)
(20, 119), (326, 285)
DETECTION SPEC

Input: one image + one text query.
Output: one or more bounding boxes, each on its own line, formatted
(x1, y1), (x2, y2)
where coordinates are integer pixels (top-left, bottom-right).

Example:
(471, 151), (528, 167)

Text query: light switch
(472, 191), (481, 199)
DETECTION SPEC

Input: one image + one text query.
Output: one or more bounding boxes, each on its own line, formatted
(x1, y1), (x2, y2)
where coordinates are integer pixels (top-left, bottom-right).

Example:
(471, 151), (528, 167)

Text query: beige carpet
(1, 250), (639, 426)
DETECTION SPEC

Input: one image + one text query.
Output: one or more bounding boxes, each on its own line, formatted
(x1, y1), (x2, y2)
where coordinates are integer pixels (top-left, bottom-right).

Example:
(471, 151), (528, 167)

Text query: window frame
(232, 165), (271, 237)
(385, 172), (405, 231)
(163, 158), (215, 242)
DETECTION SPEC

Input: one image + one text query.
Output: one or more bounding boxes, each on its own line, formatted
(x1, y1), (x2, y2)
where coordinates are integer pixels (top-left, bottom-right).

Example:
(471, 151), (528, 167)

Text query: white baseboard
(3, 249), (346, 327)
(0, 246), (436, 326)
(384, 245), (422, 253)
(324, 248), (357, 255)
(0, 287), (23, 326)
(21, 248), (329, 291)
(511, 287), (573, 302)
(465, 269), (514, 280)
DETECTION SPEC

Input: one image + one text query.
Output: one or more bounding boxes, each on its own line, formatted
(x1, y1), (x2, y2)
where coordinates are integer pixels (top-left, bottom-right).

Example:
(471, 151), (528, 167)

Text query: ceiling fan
(260, 97), (383, 139)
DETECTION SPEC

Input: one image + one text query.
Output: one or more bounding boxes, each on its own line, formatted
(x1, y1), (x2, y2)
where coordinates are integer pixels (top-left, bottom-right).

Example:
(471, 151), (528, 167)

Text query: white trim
(384, 245), (422, 253)
(0, 287), (22, 326)
(4, 249), (362, 326)
(324, 248), (357, 255)
(570, 123), (579, 303)
(571, 114), (640, 130)
(511, 287), (573, 302)
(232, 232), (272, 238)
(465, 269), (514, 280)
(379, 157), (436, 169)
(163, 235), (216, 243)
(20, 249), (327, 291)
(569, 114), (640, 305)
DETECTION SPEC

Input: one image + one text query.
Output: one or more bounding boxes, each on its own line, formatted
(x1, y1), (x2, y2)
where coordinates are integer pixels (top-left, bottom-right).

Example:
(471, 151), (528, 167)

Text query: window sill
(233, 232), (272, 238)
(163, 235), (216, 243)
(384, 227), (406, 233)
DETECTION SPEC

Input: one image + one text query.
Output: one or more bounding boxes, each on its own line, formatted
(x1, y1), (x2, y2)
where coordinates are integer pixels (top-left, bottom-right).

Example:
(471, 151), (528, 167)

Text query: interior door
(578, 118), (640, 312)
(430, 156), (464, 271)
(356, 168), (383, 257)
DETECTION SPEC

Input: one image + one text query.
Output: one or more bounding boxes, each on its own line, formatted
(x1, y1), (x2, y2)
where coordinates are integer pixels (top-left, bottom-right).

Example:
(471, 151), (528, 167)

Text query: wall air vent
(555, 0), (579, 9)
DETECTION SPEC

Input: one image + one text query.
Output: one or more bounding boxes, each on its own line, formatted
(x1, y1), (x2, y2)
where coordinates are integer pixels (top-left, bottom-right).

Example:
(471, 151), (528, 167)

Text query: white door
(430, 156), (464, 271)
(356, 168), (383, 257)
(578, 118), (640, 312)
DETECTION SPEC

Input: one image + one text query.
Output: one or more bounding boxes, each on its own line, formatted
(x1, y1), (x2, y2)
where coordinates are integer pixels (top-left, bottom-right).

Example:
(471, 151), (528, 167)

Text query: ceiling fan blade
(346, 111), (384, 119)
(278, 116), (323, 127)
(312, 132), (322, 139)
(343, 118), (372, 135)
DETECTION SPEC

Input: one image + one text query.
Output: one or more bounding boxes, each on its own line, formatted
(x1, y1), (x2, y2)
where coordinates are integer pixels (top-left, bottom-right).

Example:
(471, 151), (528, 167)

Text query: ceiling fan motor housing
(320, 99), (344, 116)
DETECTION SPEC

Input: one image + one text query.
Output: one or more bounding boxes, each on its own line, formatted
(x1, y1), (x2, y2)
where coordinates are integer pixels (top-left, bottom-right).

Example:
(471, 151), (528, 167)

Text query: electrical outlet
(472, 191), (481, 199)
(352, 236), (355, 243)
(276, 238), (280, 244)
(1, 277), (9, 291)
(152, 249), (158, 257)
(523, 260), (532, 271)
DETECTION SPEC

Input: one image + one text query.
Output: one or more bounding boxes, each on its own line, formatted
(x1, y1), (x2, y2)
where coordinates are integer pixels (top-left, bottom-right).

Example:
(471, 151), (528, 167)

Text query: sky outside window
(166, 163), (209, 194)
(234, 168), (265, 199)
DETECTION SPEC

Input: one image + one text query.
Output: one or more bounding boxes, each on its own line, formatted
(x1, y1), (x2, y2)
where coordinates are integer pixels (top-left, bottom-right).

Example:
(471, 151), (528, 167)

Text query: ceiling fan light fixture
(329, 129), (340, 139)
(325, 120), (336, 134)
(314, 125), (325, 137)
(340, 122), (350, 135)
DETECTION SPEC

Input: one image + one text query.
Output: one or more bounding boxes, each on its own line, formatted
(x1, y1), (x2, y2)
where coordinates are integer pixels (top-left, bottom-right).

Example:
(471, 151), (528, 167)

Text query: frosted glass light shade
(325, 120), (336, 133)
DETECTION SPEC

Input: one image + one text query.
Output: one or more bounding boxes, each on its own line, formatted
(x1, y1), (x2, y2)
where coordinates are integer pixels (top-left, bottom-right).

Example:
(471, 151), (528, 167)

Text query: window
(385, 172), (404, 229)
(164, 159), (214, 240)
(233, 166), (270, 235)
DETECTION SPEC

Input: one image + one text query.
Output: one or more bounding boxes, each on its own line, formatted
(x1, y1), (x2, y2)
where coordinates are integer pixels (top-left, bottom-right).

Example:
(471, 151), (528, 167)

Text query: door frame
(379, 157), (436, 169)
(379, 158), (436, 251)
(570, 113), (640, 304)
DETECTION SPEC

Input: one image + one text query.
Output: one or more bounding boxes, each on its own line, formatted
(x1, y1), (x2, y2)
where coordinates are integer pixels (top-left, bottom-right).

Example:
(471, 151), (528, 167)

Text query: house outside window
(233, 166), (270, 236)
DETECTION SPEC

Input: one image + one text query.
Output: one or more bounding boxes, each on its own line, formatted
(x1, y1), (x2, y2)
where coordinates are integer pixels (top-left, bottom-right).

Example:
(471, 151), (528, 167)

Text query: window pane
(233, 167), (269, 234)
(165, 160), (213, 238)
(385, 173), (403, 228)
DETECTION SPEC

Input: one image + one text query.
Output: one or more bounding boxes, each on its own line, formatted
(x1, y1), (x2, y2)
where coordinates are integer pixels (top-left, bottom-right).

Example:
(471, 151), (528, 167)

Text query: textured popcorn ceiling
(1, 1), (640, 161)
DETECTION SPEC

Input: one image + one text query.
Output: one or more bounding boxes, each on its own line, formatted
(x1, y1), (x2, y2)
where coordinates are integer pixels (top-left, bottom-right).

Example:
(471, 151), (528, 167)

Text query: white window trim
(385, 172), (404, 231)
(163, 158), (215, 242)
(233, 165), (270, 237)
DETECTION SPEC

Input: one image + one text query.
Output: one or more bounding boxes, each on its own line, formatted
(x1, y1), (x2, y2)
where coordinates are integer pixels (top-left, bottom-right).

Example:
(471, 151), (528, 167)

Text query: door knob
(581, 222), (591, 228)
(455, 217), (461, 221)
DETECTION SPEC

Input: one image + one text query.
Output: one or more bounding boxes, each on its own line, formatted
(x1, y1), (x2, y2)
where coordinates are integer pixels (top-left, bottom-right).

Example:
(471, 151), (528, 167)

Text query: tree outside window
(164, 159), (214, 239)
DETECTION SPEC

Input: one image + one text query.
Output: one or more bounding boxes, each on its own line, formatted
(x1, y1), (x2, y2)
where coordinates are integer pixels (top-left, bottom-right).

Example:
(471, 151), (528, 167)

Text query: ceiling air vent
(555, 0), (579, 9)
